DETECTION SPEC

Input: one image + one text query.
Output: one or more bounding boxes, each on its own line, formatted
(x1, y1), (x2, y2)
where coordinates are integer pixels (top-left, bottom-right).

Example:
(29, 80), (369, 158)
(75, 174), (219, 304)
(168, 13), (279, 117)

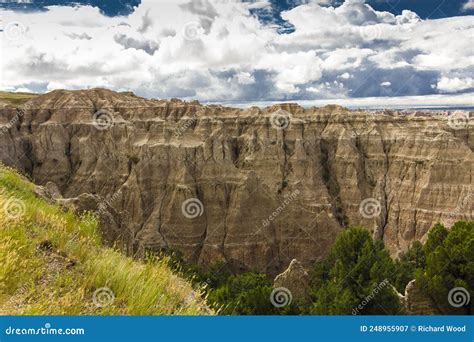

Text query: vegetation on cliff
(309, 227), (402, 315)
(415, 221), (473, 315)
(0, 164), (471, 316)
(0, 91), (37, 107)
(179, 224), (473, 315)
(0, 166), (210, 315)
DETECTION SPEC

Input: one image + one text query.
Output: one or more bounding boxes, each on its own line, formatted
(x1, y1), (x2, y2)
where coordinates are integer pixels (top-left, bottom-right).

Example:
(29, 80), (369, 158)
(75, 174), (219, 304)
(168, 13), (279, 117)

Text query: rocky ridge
(0, 89), (472, 273)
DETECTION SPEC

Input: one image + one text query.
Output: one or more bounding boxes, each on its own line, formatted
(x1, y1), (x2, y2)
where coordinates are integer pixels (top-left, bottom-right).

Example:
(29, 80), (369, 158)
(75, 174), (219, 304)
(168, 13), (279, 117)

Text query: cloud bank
(463, 0), (474, 11)
(0, 0), (473, 104)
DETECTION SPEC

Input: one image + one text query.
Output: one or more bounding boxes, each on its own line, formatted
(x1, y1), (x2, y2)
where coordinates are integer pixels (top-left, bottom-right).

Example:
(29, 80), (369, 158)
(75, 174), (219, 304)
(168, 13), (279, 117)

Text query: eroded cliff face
(0, 89), (472, 273)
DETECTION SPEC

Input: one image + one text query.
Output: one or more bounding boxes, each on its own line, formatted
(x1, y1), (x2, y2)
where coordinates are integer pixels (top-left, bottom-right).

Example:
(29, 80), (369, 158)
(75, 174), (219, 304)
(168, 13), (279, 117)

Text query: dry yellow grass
(0, 165), (212, 315)
(0, 92), (38, 107)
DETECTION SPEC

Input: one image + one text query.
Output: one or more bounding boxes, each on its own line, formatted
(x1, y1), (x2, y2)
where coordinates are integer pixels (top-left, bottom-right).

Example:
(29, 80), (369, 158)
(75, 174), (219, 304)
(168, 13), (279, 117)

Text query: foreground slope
(0, 166), (211, 315)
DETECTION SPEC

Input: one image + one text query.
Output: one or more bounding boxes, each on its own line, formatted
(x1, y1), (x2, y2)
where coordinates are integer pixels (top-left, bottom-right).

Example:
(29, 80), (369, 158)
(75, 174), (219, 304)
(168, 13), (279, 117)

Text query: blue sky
(1, 0), (473, 18)
(0, 0), (473, 105)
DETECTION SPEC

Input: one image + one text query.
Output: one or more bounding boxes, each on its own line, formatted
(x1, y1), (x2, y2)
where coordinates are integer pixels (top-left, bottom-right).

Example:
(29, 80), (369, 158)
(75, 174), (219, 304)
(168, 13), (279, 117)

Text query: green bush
(207, 272), (275, 315)
(394, 241), (426, 292)
(416, 221), (473, 314)
(310, 227), (402, 315)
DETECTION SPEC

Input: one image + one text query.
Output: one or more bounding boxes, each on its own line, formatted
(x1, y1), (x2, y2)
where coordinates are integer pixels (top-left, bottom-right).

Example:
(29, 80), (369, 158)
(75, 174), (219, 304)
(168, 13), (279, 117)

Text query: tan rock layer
(0, 89), (472, 273)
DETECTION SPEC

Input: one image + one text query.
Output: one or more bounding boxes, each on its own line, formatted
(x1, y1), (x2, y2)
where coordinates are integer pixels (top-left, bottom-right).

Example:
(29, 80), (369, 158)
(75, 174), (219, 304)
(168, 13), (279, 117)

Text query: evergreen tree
(207, 272), (276, 315)
(310, 227), (401, 315)
(417, 221), (473, 314)
(394, 240), (426, 292)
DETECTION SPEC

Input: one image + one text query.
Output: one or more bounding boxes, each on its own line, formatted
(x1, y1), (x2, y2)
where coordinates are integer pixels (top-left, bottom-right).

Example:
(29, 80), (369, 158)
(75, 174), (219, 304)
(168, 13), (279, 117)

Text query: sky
(0, 0), (473, 106)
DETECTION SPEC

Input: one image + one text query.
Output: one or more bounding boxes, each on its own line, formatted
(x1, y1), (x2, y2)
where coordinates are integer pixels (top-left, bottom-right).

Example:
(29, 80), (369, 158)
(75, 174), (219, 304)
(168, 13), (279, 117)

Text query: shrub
(416, 221), (473, 314)
(310, 227), (401, 315)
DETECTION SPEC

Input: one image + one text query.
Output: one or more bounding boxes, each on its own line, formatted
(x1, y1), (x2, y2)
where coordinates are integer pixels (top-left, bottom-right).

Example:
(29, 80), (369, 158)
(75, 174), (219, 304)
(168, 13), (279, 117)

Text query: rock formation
(0, 89), (472, 273)
(401, 280), (440, 315)
(274, 259), (312, 304)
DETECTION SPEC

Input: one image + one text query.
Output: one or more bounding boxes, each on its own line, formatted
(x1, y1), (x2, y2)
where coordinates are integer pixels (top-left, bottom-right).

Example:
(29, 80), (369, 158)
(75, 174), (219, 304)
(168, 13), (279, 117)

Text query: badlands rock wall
(0, 89), (472, 273)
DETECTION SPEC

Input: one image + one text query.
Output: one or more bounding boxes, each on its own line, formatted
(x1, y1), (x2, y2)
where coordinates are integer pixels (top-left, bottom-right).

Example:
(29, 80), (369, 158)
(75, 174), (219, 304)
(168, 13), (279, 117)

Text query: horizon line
(2, 88), (473, 110)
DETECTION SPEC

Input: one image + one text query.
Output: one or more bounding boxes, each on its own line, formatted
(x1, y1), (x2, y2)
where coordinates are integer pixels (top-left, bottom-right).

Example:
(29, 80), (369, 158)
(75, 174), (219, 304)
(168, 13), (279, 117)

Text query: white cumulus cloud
(436, 77), (474, 93)
(463, 0), (474, 11)
(0, 0), (472, 104)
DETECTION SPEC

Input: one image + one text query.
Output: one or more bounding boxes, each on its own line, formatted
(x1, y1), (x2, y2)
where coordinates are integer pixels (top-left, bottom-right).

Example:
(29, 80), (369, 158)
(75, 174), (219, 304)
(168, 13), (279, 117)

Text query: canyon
(0, 89), (472, 274)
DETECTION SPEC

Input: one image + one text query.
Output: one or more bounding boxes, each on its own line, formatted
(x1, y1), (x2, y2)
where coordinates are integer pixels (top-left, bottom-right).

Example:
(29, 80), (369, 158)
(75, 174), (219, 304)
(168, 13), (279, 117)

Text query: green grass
(0, 91), (38, 106)
(0, 165), (211, 315)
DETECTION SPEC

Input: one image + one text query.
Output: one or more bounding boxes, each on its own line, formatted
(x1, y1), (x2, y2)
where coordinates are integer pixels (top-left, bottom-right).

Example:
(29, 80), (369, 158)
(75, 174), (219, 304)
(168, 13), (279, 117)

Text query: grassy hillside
(0, 166), (211, 315)
(0, 91), (38, 107)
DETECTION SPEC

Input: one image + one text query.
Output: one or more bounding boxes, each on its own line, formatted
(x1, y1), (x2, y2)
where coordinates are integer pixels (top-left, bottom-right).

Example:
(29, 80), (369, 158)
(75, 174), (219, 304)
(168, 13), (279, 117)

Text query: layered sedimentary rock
(274, 259), (311, 304)
(0, 89), (472, 273)
(402, 280), (440, 315)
